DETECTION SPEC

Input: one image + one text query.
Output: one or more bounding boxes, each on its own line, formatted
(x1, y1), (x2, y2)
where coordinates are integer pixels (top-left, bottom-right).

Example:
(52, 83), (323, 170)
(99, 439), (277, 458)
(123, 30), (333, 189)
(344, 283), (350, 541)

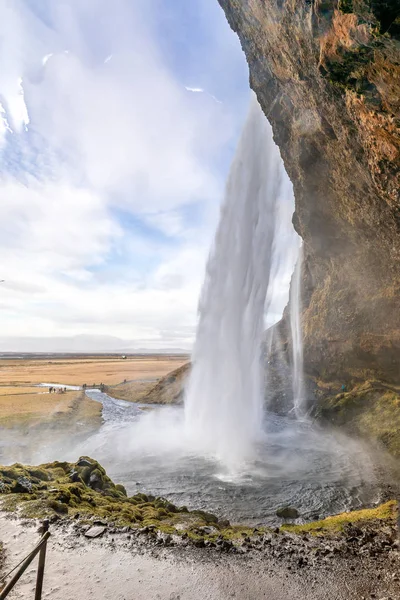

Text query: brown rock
(84, 526), (106, 539)
(217, 0), (400, 388)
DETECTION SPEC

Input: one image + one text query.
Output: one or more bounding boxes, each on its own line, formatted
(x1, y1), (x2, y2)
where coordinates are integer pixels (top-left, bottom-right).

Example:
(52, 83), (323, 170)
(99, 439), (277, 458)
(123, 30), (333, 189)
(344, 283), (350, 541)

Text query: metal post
(0, 531), (50, 600)
(34, 521), (49, 600)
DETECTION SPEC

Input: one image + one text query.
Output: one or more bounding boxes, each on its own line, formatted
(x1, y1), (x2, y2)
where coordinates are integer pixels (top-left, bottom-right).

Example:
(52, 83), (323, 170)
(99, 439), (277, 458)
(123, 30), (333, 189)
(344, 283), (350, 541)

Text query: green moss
(324, 45), (376, 93)
(0, 458), (223, 535)
(191, 510), (218, 524)
(47, 499), (69, 514)
(317, 383), (400, 456)
(282, 501), (397, 535)
(338, 0), (353, 13)
(219, 525), (256, 540)
(115, 484), (127, 496)
(2, 457), (395, 546)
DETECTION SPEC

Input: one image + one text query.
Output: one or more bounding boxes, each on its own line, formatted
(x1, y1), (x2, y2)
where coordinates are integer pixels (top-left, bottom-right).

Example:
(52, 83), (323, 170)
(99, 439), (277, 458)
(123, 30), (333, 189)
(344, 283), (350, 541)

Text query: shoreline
(0, 512), (399, 599)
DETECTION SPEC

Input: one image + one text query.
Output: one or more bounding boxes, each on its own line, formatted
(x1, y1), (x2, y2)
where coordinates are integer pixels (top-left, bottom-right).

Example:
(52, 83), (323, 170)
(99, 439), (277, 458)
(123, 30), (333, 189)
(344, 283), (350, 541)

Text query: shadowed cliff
(217, 0), (400, 389)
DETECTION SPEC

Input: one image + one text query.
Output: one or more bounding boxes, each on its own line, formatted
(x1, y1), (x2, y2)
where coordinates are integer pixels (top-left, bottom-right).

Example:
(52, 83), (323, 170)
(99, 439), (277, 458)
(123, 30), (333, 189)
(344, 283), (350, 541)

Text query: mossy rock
(191, 510), (218, 524)
(0, 458), (221, 534)
(47, 499), (69, 514)
(276, 507), (299, 519)
(115, 484), (127, 496)
(2, 456), (394, 546)
(282, 501), (397, 535)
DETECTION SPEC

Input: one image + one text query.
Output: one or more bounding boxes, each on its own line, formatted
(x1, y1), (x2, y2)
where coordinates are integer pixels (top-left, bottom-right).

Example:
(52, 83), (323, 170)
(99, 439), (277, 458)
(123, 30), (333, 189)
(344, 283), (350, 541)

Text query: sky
(0, 0), (297, 353)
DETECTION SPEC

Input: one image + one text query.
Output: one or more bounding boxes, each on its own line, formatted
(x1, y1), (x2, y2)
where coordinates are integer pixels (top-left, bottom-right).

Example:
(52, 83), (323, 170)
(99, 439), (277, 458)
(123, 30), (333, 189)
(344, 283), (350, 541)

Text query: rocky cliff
(218, 0), (400, 392)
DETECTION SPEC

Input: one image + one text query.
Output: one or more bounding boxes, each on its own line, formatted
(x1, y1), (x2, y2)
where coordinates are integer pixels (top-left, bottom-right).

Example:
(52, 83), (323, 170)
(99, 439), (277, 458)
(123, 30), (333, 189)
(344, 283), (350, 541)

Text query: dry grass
(110, 362), (191, 404)
(0, 390), (101, 430)
(0, 355), (187, 431)
(0, 356), (188, 386)
(0, 386), (44, 396)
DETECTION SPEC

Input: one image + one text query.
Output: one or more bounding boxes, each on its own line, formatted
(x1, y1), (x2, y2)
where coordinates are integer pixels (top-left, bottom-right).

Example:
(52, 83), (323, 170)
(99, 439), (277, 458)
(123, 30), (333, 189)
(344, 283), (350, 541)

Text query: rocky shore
(0, 457), (399, 598)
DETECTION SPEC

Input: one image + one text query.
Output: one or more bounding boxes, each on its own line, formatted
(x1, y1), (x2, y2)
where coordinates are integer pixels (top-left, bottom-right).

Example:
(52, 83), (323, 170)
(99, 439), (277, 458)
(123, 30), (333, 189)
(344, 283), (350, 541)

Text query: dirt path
(1, 516), (399, 600)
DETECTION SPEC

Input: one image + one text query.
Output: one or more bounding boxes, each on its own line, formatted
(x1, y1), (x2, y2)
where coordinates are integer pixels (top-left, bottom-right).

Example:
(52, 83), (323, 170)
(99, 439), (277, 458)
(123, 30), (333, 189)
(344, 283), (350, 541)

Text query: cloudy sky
(0, 0), (297, 352)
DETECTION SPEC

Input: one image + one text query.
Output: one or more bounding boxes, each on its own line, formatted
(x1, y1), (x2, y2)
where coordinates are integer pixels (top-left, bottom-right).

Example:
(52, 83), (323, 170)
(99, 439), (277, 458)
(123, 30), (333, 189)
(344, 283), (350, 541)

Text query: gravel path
(1, 516), (399, 599)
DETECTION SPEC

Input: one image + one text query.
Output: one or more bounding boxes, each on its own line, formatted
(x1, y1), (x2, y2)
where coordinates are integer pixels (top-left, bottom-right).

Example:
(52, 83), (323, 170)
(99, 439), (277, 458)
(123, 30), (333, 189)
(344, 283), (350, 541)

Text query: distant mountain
(0, 335), (190, 354)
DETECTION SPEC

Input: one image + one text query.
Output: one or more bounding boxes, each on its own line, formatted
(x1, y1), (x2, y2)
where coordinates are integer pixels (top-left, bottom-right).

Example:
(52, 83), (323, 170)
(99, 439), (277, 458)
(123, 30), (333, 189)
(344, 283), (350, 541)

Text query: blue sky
(0, 0), (296, 351)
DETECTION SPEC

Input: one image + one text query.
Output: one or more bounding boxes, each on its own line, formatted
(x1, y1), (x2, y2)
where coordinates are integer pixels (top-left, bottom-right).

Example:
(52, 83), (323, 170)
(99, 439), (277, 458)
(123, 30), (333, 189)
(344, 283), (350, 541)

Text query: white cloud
(0, 0), (298, 351)
(42, 53), (53, 66)
(185, 85), (222, 104)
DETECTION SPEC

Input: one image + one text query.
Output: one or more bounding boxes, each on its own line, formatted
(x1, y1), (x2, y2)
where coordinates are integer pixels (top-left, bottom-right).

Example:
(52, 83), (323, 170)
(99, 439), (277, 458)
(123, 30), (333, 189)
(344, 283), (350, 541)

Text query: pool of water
(76, 390), (383, 526)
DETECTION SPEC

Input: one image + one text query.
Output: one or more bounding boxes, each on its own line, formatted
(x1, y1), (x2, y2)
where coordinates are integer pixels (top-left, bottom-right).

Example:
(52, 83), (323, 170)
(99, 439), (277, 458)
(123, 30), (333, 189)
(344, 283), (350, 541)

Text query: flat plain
(0, 354), (188, 429)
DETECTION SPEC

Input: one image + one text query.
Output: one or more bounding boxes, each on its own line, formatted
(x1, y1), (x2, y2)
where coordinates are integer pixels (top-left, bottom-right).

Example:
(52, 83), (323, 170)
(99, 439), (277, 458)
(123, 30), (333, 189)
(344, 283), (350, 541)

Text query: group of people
(48, 386), (67, 394)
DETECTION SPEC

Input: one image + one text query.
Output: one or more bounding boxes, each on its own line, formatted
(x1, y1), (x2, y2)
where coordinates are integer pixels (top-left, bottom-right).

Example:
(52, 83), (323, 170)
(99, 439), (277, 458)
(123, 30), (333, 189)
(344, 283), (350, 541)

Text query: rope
(0, 536), (47, 584)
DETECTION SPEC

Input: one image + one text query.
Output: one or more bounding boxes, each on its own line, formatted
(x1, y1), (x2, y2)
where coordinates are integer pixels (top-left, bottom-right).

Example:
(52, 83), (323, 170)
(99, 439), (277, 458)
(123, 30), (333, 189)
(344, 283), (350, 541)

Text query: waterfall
(290, 245), (305, 418)
(184, 94), (282, 469)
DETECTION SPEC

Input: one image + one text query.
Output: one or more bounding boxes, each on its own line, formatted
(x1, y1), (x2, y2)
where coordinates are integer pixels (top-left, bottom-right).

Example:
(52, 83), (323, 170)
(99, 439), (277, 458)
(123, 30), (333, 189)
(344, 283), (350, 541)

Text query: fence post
(0, 529), (50, 600)
(34, 520), (49, 600)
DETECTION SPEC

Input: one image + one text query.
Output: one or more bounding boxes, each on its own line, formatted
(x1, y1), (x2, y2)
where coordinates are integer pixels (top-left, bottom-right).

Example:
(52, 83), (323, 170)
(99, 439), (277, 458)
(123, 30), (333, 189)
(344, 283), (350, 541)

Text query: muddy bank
(1, 513), (400, 600)
(0, 457), (399, 598)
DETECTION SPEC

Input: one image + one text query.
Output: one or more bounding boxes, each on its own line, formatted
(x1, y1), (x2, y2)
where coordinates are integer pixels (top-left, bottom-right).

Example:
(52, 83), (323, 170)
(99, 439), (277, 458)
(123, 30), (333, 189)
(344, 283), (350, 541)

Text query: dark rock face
(276, 506), (300, 519)
(217, 0), (400, 386)
(12, 476), (33, 494)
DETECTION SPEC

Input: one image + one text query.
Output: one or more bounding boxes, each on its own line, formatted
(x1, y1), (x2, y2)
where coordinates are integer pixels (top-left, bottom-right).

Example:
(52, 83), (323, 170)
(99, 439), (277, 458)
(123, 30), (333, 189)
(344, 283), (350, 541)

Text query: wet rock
(157, 533), (172, 546)
(69, 470), (81, 483)
(12, 477), (33, 494)
(89, 469), (104, 490)
(191, 509), (218, 524)
(276, 507), (299, 519)
(84, 526), (106, 539)
(197, 526), (219, 535)
(138, 526), (156, 535)
(77, 458), (93, 467)
(219, 519), (230, 528)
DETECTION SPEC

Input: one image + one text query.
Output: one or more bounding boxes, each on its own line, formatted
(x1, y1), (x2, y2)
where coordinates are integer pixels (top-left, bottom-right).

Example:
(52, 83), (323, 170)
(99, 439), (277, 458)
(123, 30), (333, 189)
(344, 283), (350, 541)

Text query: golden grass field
(0, 355), (188, 430)
(0, 390), (101, 429)
(0, 355), (188, 386)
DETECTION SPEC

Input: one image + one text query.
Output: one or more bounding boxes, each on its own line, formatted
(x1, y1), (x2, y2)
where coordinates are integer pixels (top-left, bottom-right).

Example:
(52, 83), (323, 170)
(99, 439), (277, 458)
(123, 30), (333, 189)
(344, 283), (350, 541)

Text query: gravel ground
(1, 514), (399, 600)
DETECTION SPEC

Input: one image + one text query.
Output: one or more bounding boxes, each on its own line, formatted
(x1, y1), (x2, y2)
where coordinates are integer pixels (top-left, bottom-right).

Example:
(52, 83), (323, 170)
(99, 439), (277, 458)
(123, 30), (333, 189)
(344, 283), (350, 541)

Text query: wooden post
(34, 521), (49, 600)
(0, 531), (50, 600)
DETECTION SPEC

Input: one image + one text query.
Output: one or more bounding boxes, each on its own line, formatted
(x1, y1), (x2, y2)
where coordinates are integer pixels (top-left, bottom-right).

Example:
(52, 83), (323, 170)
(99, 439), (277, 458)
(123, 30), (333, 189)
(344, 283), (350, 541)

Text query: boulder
(276, 507), (299, 519)
(12, 477), (33, 494)
(77, 458), (93, 467)
(84, 526), (106, 539)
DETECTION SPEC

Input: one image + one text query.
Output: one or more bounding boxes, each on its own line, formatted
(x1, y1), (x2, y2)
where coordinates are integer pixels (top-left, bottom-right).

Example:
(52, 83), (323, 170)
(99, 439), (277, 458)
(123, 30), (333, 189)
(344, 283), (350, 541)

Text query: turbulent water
(290, 246), (305, 418)
(0, 389), (383, 525)
(185, 95), (282, 469)
(78, 391), (381, 525)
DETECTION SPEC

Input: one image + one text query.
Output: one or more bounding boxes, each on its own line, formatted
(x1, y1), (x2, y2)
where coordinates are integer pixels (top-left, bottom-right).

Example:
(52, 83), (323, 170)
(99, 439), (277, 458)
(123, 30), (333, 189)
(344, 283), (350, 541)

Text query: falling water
(185, 94), (283, 469)
(290, 245), (305, 418)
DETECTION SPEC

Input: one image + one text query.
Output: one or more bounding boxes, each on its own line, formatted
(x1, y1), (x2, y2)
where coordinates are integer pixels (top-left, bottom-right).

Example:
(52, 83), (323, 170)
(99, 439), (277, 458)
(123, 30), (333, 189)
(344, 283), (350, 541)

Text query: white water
(185, 95), (283, 469)
(290, 246), (306, 418)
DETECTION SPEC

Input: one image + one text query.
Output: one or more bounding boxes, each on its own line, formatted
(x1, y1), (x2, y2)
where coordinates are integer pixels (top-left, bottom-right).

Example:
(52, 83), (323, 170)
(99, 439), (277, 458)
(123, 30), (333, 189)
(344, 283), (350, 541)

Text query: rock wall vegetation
(217, 0), (400, 451)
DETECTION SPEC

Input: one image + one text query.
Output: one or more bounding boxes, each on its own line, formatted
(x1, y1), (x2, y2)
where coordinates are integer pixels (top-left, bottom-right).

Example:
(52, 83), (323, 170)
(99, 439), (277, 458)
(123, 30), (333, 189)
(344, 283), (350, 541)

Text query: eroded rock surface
(218, 0), (400, 387)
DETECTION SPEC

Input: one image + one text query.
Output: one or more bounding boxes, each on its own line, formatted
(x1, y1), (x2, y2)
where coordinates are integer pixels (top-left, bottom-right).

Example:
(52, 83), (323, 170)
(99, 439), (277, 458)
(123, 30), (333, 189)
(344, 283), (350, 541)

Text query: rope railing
(0, 520), (50, 600)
